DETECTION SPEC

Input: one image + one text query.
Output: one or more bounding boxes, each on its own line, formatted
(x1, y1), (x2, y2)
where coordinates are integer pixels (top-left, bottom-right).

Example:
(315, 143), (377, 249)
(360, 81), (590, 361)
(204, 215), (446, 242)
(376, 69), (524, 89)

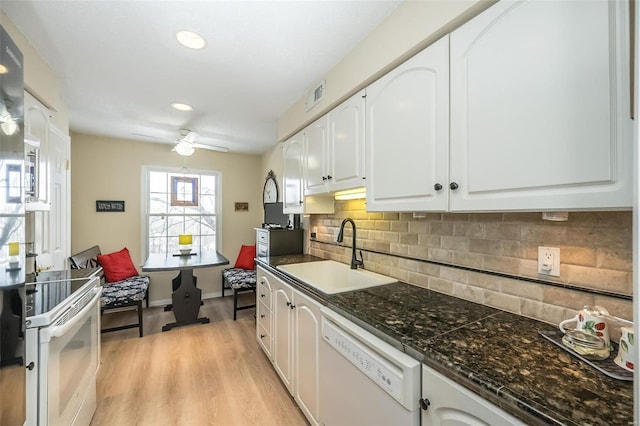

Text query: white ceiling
(1, 0), (401, 154)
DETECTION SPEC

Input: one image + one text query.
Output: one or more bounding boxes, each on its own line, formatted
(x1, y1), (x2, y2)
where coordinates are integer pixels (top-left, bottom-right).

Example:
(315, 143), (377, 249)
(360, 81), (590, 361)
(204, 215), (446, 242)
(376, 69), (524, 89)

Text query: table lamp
(179, 234), (192, 255)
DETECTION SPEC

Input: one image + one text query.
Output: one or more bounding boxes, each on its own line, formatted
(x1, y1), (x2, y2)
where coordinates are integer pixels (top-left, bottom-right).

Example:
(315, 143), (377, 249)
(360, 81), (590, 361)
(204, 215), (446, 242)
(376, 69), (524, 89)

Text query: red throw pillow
(97, 247), (139, 283)
(234, 245), (256, 270)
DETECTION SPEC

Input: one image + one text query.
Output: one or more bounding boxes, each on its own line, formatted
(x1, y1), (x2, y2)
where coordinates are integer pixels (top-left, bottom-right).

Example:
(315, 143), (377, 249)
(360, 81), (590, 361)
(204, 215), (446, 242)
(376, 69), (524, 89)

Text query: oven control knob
(26, 362), (35, 371)
(419, 398), (430, 411)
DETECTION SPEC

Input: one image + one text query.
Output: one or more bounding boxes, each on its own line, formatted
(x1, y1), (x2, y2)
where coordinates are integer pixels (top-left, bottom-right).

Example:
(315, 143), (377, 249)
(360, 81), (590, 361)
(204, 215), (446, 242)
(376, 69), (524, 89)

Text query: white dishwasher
(319, 307), (421, 426)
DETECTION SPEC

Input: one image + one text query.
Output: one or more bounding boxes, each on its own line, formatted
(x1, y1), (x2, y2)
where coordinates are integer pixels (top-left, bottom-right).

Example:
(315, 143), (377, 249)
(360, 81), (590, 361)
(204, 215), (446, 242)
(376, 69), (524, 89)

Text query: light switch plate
(538, 246), (560, 277)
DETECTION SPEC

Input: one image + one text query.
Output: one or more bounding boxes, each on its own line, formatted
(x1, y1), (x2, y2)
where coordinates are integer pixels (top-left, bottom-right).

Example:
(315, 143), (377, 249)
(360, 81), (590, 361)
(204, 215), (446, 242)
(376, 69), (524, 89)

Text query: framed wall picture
(235, 202), (249, 212)
(171, 176), (199, 207)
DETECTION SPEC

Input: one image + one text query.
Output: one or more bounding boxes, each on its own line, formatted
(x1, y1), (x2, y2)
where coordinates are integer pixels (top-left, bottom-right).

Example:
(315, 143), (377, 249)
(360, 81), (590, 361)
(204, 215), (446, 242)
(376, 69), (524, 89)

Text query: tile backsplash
(308, 199), (633, 328)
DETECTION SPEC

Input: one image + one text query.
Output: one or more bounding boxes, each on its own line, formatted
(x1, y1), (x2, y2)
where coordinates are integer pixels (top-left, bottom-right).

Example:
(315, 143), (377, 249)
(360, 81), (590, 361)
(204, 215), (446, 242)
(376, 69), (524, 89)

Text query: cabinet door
(282, 133), (304, 214)
(366, 35), (449, 212)
(273, 279), (294, 394)
(293, 290), (322, 426)
(24, 91), (51, 209)
(422, 365), (524, 426)
(450, 0), (632, 211)
(328, 90), (366, 193)
(304, 116), (328, 195)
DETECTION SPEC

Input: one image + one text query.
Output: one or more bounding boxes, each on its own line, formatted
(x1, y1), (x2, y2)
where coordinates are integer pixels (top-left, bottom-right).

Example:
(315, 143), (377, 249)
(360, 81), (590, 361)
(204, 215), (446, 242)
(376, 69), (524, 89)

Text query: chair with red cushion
(70, 245), (149, 337)
(221, 245), (257, 320)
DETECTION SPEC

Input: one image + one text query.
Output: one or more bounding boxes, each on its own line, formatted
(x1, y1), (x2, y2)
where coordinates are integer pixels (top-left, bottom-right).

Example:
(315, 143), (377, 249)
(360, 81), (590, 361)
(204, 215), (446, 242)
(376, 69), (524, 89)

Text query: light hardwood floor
(92, 294), (307, 426)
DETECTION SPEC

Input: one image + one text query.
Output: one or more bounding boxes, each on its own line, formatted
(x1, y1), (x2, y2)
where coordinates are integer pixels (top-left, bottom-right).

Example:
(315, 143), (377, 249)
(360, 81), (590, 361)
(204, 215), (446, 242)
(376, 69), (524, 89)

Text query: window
(143, 167), (220, 256)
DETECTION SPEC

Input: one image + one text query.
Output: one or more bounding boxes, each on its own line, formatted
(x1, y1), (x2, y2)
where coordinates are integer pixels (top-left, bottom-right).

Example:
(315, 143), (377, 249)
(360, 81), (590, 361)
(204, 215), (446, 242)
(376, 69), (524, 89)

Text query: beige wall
(276, 0), (495, 141)
(310, 200), (633, 331)
(71, 132), (263, 303)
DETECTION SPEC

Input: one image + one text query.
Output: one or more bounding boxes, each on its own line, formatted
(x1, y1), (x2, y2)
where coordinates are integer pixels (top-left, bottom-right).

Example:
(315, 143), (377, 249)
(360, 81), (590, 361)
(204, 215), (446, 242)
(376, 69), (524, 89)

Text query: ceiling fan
(132, 129), (230, 156)
(173, 129), (231, 156)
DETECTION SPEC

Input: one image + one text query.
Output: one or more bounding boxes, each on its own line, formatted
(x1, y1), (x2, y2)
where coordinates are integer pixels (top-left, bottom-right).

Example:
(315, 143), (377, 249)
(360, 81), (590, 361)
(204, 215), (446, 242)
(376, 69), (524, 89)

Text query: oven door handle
(42, 287), (102, 342)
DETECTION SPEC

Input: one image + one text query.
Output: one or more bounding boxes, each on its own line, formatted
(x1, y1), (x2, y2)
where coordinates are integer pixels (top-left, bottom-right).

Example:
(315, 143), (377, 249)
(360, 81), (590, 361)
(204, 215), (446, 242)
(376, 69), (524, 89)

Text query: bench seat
(222, 268), (256, 320)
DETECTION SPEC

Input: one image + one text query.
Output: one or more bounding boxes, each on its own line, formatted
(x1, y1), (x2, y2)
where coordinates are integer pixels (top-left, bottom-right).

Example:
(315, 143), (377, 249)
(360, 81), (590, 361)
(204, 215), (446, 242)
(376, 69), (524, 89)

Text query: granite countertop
(257, 255), (634, 426)
(26, 267), (103, 283)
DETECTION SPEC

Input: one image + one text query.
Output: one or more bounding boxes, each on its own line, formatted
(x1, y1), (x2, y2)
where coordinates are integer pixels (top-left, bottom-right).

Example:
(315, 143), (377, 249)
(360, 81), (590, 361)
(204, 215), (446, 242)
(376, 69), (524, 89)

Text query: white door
(282, 134), (304, 214)
(293, 290), (321, 426)
(304, 116), (328, 194)
(328, 90), (366, 192)
(47, 126), (70, 270)
(366, 35), (449, 212)
(272, 280), (294, 394)
(449, 0), (632, 211)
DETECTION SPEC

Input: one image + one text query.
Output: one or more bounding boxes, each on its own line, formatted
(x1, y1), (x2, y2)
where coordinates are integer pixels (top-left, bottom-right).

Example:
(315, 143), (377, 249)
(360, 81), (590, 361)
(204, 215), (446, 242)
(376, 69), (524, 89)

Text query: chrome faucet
(336, 218), (364, 270)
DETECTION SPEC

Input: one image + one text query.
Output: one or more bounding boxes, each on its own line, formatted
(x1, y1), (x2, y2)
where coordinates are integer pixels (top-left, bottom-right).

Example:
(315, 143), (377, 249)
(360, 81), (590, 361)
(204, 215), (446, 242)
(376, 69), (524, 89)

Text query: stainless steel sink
(277, 260), (396, 294)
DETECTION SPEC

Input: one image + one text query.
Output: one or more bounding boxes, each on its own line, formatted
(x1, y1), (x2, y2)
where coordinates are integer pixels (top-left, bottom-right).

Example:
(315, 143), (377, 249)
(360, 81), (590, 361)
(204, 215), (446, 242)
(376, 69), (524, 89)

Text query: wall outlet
(538, 246), (560, 277)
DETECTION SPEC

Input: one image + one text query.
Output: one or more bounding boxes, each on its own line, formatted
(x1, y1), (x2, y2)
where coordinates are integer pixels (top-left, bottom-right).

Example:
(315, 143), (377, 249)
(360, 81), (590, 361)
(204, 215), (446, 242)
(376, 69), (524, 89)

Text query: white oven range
(25, 273), (101, 426)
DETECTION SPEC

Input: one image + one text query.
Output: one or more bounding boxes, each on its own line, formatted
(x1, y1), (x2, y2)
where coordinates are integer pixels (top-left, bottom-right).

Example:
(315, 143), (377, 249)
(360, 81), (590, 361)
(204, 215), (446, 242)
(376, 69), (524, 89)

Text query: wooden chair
(70, 245), (149, 337)
(221, 268), (256, 320)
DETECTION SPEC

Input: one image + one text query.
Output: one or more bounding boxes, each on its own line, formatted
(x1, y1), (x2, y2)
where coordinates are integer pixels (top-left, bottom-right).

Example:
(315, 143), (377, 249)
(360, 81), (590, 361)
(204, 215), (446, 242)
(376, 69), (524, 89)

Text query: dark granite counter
(256, 256), (634, 426)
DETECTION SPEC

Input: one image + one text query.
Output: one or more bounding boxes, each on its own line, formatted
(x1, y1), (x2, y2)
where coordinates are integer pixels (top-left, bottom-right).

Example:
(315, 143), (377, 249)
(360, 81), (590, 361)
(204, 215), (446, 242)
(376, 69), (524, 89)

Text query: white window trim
(140, 165), (223, 263)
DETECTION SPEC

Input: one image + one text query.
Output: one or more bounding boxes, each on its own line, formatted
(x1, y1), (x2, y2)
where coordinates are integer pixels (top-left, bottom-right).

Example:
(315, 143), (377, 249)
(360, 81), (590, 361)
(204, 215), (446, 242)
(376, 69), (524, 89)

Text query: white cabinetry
(257, 265), (322, 426)
(421, 365), (524, 426)
(449, 0), (632, 211)
(304, 116), (329, 194)
(305, 90), (366, 195)
(365, 36), (449, 212)
(282, 133), (304, 214)
(24, 91), (51, 211)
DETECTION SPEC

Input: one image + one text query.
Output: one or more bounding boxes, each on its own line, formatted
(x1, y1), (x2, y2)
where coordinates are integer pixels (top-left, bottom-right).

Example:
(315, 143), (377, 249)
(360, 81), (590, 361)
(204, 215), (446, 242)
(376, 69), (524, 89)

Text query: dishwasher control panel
(322, 317), (404, 401)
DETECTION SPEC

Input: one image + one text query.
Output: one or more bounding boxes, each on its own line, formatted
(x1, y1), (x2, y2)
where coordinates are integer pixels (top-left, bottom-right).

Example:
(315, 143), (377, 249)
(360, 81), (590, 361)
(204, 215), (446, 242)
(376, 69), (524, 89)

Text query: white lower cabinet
(421, 365), (524, 426)
(257, 266), (322, 426)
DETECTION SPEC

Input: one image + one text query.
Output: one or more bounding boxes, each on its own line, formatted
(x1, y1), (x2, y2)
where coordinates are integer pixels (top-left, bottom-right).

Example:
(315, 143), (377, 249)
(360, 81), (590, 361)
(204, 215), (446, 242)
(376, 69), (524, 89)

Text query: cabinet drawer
(257, 304), (271, 334)
(257, 231), (269, 244)
(258, 281), (272, 309)
(257, 323), (272, 357)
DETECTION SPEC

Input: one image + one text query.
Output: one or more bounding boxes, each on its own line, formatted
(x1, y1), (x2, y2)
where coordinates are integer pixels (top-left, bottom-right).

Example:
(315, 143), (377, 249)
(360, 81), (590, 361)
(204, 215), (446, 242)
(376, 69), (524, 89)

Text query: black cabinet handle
(449, 182), (459, 190)
(327, 175), (332, 180)
(322, 176), (327, 181)
(434, 183), (443, 191)
(260, 334), (266, 339)
(286, 301), (291, 307)
(260, 314), (266, 318)
(290, 304), (296, 310)
(419, 398), (430, 410)
(261, 294), (265, 298)
(26, 362), (34, 371)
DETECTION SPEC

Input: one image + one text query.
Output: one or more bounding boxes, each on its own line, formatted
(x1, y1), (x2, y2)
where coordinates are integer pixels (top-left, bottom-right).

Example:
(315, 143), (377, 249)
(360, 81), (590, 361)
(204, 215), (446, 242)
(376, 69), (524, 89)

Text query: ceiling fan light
(175, 141), (195, 156)
(176, 30), (206, 49)
(171, 102), (192, 112)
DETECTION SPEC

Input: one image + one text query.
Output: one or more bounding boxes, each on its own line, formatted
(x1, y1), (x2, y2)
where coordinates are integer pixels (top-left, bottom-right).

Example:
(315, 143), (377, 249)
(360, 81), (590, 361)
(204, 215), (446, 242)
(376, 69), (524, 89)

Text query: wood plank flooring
(92, 295), (307, 426)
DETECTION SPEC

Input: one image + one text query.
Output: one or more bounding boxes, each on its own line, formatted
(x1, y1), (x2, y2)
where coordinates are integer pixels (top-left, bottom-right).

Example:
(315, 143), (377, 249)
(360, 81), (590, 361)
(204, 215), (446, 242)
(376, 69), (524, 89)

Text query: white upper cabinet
(365, 35), (450, 212)
(282, 132), (304, 214)
(305, 91), (366, 196)
(304, 116), (329, 194)
(449, 0), (632, 211)
(328, 90), (366, 193)
(24, 91), (51, 210)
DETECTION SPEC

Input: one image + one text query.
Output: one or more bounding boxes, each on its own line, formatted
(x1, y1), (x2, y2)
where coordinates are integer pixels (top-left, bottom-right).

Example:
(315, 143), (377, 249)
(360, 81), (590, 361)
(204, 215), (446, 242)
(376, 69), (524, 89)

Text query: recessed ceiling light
(171, 103), (193, 112)
(0, 65), (7, 74)
(176, 30), (206, 49)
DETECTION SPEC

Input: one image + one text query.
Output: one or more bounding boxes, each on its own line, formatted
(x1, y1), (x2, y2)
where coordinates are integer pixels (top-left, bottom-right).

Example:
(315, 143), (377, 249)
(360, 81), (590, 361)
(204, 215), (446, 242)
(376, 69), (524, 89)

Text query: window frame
(141, 166), (223, 260)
